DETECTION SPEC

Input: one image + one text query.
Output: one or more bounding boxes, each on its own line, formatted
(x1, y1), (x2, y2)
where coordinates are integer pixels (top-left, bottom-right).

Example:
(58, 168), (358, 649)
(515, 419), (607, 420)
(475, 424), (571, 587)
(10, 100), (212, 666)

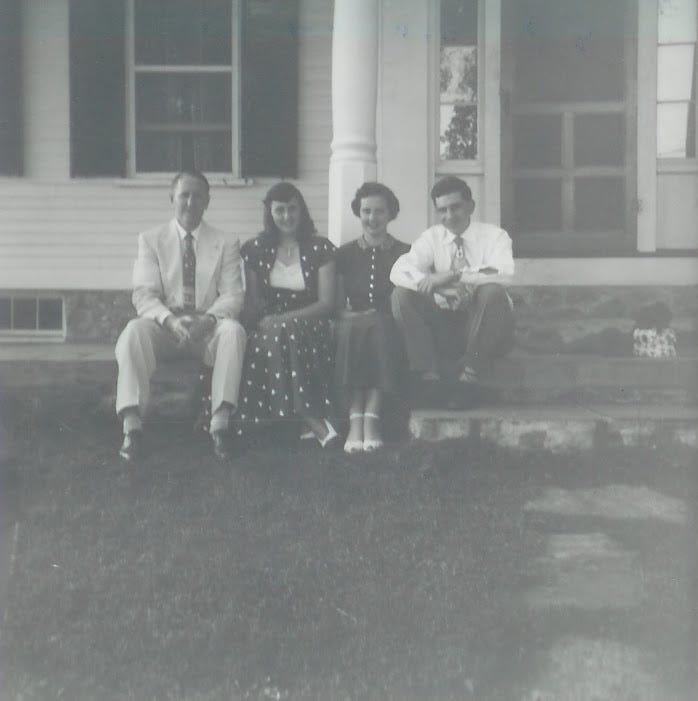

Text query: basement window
(0, 296), (65, 341)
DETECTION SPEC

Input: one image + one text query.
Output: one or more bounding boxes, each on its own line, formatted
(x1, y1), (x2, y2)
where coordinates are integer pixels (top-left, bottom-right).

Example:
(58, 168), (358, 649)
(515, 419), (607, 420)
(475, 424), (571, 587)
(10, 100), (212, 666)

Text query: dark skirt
(334, 310), (403, 393)
(235, 317), (334, 433)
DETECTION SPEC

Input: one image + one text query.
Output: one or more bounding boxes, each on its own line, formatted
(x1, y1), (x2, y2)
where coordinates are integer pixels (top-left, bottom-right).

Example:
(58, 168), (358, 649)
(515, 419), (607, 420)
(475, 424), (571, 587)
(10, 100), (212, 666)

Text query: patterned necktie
(182, 233), (196, 312)
(452, 234), (466, 271)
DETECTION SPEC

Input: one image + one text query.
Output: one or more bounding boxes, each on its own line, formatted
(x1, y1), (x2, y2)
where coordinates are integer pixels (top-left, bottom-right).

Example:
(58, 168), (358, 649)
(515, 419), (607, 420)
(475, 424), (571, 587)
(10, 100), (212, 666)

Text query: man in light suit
(115, 170), (246, 461)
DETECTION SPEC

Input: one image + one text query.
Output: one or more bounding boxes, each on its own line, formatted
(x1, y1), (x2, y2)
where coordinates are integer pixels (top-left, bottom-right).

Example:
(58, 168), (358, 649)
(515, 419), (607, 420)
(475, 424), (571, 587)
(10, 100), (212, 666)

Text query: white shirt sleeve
(459, 229), (514, 284)
(389, 230), (435, 290)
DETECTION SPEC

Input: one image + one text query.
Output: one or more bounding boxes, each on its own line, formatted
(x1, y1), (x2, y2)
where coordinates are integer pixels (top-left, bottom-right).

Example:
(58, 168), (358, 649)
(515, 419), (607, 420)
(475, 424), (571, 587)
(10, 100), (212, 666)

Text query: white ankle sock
(123, 412), (142, 435)
(209, 405), (232, 434)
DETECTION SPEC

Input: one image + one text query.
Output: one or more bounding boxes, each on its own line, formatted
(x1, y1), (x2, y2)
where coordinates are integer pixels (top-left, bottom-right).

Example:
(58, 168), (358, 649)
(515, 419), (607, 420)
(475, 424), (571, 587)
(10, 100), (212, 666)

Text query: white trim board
(511, 258), (698, 286)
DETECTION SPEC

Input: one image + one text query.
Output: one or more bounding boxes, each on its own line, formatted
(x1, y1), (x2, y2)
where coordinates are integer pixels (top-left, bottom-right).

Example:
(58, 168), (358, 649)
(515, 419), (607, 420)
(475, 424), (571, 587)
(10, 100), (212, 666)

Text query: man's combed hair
(430, 176), (472, 205)
(351, 182), (401, 220)
(170, 169), (211, 197)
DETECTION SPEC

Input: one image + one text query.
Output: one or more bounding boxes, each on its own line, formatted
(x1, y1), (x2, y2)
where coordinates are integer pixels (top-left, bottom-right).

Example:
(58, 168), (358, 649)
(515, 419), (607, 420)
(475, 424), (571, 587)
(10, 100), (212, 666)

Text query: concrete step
(409, 404), (698, 452)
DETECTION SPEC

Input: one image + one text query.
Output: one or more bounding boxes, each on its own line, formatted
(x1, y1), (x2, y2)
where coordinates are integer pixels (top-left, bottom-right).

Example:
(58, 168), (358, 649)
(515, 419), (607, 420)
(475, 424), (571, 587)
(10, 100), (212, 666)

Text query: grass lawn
(1, 417), (696, 701)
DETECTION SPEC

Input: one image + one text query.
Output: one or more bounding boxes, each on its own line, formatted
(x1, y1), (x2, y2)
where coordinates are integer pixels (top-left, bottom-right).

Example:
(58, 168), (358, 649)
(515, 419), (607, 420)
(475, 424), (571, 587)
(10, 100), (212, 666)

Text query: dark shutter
(0, 0), (22, 175)
(241, 0), (299, 178)
(70, 0), (126, 176)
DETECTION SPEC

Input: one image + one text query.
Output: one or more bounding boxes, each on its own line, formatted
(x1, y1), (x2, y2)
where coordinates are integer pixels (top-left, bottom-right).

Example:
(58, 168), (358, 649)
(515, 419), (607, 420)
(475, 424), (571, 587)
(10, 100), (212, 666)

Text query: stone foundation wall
(64, 291), (133, 343)
(48, 286), (698, 349)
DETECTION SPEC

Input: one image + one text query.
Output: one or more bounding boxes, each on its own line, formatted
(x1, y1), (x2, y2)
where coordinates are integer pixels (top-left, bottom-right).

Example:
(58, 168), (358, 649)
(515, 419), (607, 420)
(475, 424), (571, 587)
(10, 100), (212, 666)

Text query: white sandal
(362, 413), (384, 451)
(344, 413), (364, 453)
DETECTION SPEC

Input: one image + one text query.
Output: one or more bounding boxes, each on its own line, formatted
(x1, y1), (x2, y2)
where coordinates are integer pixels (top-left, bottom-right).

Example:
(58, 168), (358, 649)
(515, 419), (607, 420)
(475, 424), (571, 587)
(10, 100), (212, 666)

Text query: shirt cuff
(156, 309), (173, 326)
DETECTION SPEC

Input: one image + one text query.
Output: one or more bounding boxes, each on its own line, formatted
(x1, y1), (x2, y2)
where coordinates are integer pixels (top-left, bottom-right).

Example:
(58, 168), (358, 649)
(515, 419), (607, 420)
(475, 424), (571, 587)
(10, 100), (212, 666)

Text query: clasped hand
(165, 313), (214, 345)
(440, 281), (474, 310)
(416, 270), (460, 295)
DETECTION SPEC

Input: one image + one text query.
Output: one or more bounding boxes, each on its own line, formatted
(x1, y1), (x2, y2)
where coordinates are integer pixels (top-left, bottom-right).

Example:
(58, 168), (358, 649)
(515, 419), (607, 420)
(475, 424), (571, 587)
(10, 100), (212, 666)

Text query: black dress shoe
(211, 431), (232, 460)
(119, 430), (143, 462)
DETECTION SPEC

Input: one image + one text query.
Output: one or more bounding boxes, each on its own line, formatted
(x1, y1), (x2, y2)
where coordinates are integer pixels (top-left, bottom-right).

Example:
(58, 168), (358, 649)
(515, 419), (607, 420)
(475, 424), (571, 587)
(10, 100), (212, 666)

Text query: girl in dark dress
(237, 182), (339, 446)
(335, 182), (409, 452)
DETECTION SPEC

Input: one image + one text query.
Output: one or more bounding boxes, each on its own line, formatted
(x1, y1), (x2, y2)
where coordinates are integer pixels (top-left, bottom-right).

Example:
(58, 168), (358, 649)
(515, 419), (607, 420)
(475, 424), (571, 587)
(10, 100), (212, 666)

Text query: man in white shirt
(114, 170), (246, 461)
(390, 176), (515, 406)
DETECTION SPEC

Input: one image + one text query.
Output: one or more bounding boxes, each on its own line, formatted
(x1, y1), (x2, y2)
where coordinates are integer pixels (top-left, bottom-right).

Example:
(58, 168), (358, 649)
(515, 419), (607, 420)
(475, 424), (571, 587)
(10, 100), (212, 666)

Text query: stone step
(409, 404), (698, 452)
(2, 345), (696, 406)
(480, 352), (698, 403)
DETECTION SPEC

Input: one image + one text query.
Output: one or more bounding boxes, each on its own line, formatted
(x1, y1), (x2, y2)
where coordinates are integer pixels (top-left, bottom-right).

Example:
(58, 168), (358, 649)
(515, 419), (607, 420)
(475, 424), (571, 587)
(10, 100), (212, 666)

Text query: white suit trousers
(115, 318), (246, 419)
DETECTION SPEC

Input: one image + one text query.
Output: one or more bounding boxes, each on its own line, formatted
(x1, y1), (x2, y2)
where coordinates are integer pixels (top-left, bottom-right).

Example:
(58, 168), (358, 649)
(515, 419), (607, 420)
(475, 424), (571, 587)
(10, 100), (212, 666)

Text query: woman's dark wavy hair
(262, 181), (316, 244)
(351, 182), (400, 220)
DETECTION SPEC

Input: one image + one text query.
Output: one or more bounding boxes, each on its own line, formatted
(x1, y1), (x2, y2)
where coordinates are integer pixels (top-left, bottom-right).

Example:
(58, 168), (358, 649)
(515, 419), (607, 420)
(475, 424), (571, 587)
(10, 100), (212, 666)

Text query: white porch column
(22, 0), (71, 179)
(328, 0), (379, 245)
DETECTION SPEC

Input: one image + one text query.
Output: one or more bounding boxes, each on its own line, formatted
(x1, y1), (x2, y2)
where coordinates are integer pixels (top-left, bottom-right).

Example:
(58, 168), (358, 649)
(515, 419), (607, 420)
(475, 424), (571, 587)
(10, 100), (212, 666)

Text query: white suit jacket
(131, 219), (244, 323)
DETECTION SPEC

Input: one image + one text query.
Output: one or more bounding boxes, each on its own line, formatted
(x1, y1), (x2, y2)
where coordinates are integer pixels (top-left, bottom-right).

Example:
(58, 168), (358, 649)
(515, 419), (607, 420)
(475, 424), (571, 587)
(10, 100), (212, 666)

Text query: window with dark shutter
(70, 0), (126, 176)
(241, 0), (299, 178)
(67, 0), (299, 178)
(0, 0), (22, 176)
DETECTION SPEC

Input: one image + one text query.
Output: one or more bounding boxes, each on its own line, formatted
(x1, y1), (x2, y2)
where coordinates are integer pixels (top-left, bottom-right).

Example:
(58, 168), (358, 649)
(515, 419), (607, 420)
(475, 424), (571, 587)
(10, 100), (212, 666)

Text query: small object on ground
(632, 301), (677, 358)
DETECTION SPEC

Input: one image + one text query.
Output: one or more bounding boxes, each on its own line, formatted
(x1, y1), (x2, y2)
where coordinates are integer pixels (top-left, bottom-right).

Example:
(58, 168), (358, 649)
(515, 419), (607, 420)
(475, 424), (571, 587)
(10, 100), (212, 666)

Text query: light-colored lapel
(195, 222), (222, 308)
(159, 220), (184, 301)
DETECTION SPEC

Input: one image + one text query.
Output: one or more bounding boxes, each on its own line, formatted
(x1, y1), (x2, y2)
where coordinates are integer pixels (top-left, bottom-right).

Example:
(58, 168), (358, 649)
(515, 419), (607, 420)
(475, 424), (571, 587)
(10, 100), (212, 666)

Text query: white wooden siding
(0, 0), (332, 290)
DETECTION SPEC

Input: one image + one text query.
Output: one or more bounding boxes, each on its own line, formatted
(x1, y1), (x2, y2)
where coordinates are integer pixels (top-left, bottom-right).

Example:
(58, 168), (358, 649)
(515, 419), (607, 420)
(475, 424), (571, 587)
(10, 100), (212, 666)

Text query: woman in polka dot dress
(237, 182), (339, 446)
(334, 182), (409, 453)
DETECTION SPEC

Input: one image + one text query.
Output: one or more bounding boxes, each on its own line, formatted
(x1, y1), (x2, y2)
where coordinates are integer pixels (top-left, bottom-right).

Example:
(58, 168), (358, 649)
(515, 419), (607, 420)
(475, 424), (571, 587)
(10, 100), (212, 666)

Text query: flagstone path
(518, 483), (694, 700)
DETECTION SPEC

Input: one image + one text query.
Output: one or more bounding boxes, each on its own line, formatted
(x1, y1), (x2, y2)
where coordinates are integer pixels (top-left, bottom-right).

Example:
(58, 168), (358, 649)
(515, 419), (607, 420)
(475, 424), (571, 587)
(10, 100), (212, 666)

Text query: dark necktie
(182, 233), (196, 312)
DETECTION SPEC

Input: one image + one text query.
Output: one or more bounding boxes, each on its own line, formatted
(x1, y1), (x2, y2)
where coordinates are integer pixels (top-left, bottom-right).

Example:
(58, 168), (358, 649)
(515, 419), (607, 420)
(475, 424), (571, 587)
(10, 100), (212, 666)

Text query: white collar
(442, 222), (472, 242)
(174, 219), (202, 241)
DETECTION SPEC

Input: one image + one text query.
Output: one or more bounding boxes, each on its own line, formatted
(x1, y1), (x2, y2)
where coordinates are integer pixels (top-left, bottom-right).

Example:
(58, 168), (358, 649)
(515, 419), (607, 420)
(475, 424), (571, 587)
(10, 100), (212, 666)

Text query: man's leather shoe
(211, 431), (232, 460)
(118, 430), (143, 462)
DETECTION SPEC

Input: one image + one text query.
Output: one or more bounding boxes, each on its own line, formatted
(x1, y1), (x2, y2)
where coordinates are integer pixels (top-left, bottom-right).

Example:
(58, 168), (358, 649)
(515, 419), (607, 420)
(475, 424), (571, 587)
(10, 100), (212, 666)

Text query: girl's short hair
(262, 182), (316, 242)
(350, 182), (400, 220)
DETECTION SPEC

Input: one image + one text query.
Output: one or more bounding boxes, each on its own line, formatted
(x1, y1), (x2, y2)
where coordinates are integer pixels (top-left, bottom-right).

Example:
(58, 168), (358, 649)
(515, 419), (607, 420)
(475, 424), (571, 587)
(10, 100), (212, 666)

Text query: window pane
(658, 0), (697, 44)
(136, 131), (232, 172)
(574, 177), (625, 232)
(511, 0), (626, 103)
(0, 299), (10, 329)
(440, 46), (477, 102)
(657, 44), (695, 101)
(574, 113), (625, 166)
(440, 104), (477, 159)
(13, 298), (36, 330)
(136, 74), (231, 127)
(441, 0), (478, 46)
(440, 0), (478, 160)
(38, 299), (63, 331)
(513, 178), (562, 232)
(657, 102), (694, 157)
(513, 115), (562, 168)
(135, 0), (231, 65)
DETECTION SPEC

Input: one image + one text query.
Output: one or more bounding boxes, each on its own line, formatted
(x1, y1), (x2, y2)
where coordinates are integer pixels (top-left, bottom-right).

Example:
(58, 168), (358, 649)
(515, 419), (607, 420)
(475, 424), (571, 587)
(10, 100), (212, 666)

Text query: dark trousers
(390, 283), (515, 379)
